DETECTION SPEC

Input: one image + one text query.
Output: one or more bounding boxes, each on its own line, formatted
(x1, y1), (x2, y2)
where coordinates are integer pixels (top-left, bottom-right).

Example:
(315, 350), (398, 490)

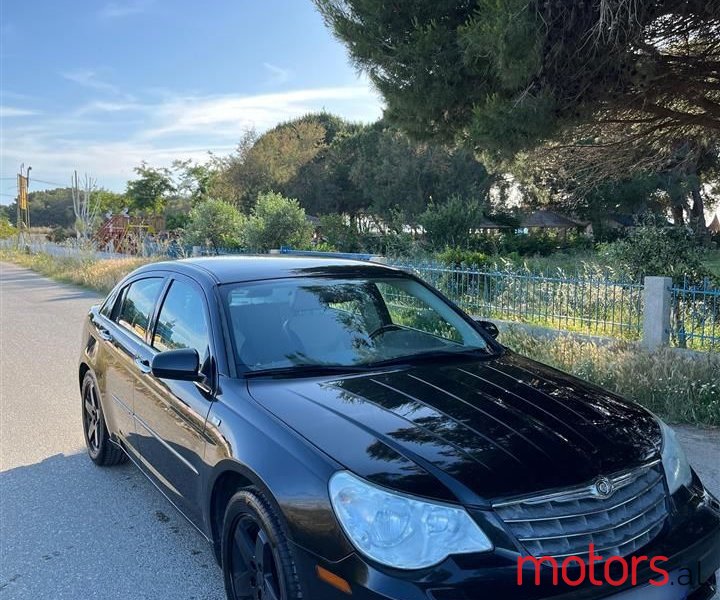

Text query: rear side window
(152, 280), (210, 363)
(116, 278), (164, 341)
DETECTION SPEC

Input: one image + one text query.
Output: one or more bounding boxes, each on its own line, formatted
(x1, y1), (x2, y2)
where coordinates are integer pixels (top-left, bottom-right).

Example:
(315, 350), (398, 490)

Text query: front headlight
(329, 471), (493, 569)
(660, 420), (692, 494)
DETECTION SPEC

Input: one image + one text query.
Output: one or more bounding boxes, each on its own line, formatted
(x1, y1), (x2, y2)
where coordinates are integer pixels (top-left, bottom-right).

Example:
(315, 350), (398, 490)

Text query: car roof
(136, 255), (403, 285)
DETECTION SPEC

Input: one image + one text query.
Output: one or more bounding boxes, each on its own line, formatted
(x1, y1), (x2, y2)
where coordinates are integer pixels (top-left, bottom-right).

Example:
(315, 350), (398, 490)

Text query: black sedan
(79, 256), (720, 600)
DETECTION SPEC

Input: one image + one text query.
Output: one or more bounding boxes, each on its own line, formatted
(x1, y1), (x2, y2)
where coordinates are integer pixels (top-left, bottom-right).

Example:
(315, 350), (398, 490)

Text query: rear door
(133, 274), (215, 526)
(97, 276), (165, 453)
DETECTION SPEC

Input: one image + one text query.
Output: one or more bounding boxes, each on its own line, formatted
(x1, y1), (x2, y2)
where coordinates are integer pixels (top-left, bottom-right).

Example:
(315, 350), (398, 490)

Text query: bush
(46, 226), (74, 243)
(504, 231), (558, 256)
(245, 192), (313, 252)
(437, 247), (491, 268)
(0, 218), (14, 239)
(601, 223), (712, 284)
(419, 195), (485, 250)
(183, 199), (245, 252)
(318, 214), (361, 252)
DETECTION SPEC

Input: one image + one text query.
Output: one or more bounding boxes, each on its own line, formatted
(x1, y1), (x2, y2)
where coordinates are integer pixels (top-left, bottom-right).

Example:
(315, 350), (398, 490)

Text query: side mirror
(474, 319), (500, 339)
(151, 348), (201, 381)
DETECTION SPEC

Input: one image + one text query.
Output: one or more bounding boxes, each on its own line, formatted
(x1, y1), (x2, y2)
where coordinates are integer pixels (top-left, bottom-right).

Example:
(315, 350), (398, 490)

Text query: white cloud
(99, 0), (151, 19)
(263, 63), (292, 86)
(0, 106), (39, 118)
(0, 84), (384, 192)
(61, 69), (134, 101)
(143, 86), (381, 139)
(73, 101), (147, 117)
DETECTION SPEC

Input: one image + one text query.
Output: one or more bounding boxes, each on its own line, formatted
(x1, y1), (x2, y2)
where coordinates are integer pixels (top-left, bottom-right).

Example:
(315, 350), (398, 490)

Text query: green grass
(502, 327), (720, 426)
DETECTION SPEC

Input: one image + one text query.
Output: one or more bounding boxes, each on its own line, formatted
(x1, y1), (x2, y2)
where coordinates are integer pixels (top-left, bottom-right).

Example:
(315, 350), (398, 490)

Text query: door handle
(134, 356), (152, 374)
(97, 327), (113, 342)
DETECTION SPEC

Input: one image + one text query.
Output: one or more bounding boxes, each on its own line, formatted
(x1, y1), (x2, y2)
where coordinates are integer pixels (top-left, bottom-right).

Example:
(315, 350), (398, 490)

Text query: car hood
(247, 351), (661, 506)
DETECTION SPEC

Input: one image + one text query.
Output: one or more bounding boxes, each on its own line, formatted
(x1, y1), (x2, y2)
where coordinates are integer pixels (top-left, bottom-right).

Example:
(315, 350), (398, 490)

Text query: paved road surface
(1, 262), (718, 599)
(0, 263), (224, 599)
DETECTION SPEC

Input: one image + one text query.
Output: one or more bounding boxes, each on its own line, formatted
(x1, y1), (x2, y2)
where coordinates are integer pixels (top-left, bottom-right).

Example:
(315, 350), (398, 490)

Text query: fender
(201, 377), (354, 563)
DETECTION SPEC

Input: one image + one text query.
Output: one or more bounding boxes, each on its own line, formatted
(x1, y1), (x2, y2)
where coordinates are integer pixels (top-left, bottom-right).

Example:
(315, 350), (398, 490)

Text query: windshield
(222, 275), (493, 373)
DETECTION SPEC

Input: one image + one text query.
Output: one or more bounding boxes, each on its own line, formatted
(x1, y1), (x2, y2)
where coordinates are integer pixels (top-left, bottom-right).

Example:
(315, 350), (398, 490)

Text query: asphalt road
(1, 262), (718, 599)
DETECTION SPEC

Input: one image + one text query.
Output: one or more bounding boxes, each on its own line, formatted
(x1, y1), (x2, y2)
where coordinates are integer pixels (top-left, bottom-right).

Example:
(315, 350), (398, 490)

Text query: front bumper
(292, 487), (720, 600)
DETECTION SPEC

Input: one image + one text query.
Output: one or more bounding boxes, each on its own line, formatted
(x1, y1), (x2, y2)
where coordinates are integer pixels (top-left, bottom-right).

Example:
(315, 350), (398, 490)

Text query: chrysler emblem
(593, 476), (615, 498)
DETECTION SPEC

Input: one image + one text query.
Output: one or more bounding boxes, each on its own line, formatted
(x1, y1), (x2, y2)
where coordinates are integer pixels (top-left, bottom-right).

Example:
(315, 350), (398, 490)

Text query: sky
(0, 0), (383, 202)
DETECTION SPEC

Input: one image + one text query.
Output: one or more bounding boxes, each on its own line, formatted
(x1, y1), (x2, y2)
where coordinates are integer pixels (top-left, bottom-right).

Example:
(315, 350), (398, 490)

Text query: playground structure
(93, 213), (166, 255)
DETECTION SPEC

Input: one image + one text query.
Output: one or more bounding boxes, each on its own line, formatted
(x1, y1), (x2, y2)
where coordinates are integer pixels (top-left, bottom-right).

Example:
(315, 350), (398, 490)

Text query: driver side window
(152, 280), (210, 365)
(115, 278), (164, 341)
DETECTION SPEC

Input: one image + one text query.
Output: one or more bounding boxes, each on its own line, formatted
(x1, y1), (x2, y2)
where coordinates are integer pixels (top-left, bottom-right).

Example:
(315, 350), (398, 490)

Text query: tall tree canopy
(125, 162), (175, 214)
(216, 113), (491, 222)
(315, 0), (720, 164)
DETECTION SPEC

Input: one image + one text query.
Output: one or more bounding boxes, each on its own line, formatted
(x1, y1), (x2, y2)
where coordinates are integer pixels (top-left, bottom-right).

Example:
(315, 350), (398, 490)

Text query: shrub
(0, 218), (14, 239)
(601, 222), (712, 284)
(46, 226), (74, 243)
(244, 192), (313, 252)
(437, 247), (491, 268)
(318, 214), (360, 252)
(419, 195), (485, 250)
(183, 199), (246, 252)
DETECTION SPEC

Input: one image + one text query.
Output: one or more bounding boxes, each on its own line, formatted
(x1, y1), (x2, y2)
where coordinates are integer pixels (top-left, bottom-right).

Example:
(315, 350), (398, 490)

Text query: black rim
(230, 514), (283, 600)
(83, 382), (101, 454)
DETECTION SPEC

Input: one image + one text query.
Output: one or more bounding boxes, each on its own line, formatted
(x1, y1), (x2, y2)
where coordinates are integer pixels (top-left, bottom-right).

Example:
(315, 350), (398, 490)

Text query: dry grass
(0, 249), (153, 294)
(503, 327), (720, 426)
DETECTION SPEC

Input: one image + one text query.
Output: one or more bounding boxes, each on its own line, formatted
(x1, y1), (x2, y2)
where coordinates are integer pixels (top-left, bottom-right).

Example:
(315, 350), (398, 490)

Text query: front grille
(493, 462), (668, 561)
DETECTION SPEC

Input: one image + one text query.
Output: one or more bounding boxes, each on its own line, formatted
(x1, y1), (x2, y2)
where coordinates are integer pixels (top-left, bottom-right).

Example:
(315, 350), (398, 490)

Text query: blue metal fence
(671, 279), (720, 351)
(387, 259), (645, 340)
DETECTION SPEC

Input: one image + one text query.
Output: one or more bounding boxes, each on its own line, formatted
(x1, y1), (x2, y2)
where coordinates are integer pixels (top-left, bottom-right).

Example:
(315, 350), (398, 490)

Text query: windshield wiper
(365, 347), (495, 369)
(244, 364), (369, 378)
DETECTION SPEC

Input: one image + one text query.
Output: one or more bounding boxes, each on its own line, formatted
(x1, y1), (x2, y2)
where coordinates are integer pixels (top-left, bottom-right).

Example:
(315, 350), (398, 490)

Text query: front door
(100, 276), (165, 454)
(133, 275), (214, 526)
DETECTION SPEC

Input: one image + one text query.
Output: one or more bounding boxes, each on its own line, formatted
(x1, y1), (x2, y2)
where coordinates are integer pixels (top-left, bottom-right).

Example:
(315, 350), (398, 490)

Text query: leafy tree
(126, 162), (175, 214)
(183, 199), (246, 253)
(291, 120), (491, 222)
(315, 1), (720, 161)
(0, 217), (15, 239)
(7, 188), (75, 228)
(222, 116), (332, 212)
(418, 195), (486, 250)
(164, 196), (193, 231)
(319, 213), (361, 252)
(244, 192), (313, 251)
(171, 159), (222, 204)
(95, 189), (130, 215)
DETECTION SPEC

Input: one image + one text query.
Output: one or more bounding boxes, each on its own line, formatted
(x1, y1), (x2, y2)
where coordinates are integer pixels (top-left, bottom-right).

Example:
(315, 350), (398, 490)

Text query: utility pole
(16, 164), (31, 247)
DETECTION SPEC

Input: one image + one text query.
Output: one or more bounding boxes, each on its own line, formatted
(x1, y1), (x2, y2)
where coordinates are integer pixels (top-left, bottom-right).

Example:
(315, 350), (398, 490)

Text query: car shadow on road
(0, 452), (224, 599)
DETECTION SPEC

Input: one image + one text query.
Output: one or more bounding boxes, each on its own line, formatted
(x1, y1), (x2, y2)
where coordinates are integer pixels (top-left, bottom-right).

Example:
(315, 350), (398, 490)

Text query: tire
(221, 488), (303, 600)
(81, 371), (126, 466)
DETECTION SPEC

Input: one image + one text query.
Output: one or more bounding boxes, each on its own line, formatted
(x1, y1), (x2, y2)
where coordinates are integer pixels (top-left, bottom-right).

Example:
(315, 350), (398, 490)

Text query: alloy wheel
(229, 514), (283, 600)
(83, 383), (101, 454)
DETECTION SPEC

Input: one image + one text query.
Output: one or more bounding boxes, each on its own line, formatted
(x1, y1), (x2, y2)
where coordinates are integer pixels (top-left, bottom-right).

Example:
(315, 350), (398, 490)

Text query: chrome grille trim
(549, 516), (667, 559)
(517, 496), (666, 542)
(493, 461), (668, 561)
(493, 459), (661, 508)
(502, 474), (664, 523)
